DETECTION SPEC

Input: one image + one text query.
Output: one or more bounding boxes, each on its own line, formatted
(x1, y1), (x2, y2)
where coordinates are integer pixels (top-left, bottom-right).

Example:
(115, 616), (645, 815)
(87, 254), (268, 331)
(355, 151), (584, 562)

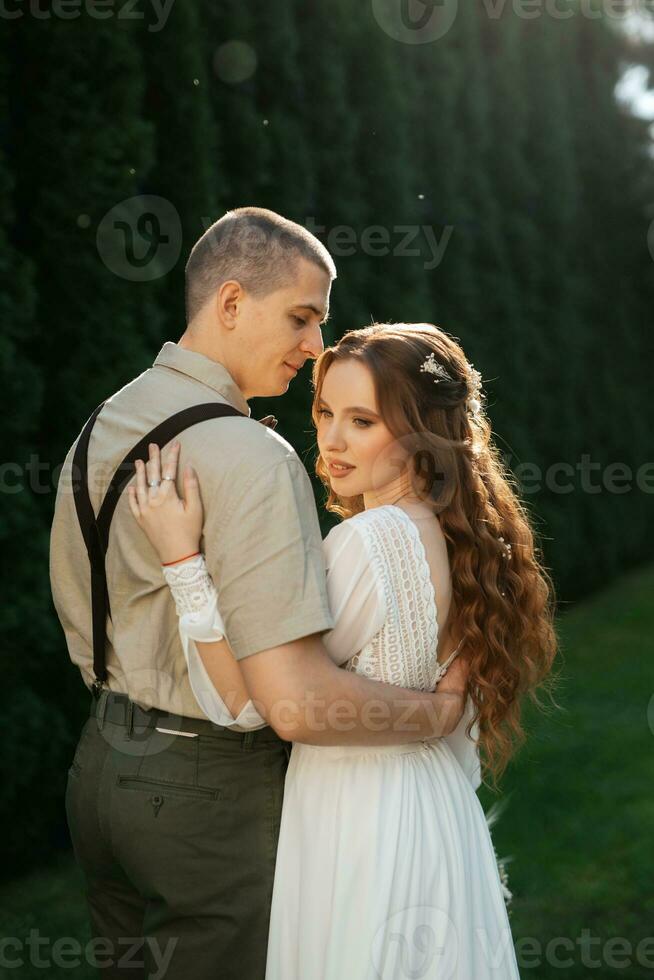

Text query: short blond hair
(184, 206), (337, 324)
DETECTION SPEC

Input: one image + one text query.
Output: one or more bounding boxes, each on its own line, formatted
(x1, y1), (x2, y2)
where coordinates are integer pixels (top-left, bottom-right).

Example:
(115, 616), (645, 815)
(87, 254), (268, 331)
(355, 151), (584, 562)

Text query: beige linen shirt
(49, 342), (335, 719)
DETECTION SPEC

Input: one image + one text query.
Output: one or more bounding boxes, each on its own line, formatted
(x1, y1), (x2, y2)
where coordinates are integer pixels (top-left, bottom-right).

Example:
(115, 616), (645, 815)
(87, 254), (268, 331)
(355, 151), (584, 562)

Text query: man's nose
(299, 322), (324, 359)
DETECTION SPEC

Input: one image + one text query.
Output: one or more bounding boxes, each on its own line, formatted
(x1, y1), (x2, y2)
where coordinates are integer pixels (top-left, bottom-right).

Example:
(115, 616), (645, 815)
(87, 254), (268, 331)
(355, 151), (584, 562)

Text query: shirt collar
(153, 342), (251, 418)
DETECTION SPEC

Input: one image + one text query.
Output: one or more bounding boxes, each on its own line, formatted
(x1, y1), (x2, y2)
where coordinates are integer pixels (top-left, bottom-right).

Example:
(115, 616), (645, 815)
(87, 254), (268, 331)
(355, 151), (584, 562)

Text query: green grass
(2, 563), (653, 979)
(478, 561), (654, 978)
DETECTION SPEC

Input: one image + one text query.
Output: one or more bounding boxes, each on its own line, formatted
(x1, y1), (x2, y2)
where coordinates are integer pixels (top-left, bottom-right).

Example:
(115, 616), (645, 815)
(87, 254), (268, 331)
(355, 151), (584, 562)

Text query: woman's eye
(316, 409), (371, 428)
(292, 315), (306, 327)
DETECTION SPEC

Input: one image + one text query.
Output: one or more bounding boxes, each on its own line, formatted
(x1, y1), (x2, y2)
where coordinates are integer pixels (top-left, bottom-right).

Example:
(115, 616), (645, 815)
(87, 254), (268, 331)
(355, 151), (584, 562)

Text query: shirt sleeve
(320, 519), (386, 667)
(203, 453), (334, 661)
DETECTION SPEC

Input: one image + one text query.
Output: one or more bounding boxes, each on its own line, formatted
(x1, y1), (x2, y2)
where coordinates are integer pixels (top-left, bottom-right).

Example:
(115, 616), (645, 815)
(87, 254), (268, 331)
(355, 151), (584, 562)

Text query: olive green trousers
(65, 691), (290, 980)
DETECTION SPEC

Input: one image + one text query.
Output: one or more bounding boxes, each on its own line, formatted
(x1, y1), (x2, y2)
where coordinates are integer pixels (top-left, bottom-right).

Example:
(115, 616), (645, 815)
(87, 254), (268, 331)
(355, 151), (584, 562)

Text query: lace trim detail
(162, 553), (217, 618)
(392, 507), (439, 680)
(432, 639), (463, 684)
(344, 505), (441, 690)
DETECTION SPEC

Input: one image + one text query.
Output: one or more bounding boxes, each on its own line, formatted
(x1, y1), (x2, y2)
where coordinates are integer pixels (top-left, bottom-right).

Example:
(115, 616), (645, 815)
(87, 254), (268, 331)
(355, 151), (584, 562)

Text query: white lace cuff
(162, 554), (220, 622)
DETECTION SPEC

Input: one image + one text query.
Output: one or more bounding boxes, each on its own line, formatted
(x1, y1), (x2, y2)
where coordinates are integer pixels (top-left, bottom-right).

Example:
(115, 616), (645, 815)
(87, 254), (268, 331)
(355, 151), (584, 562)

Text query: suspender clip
(91, 678), (105, 700)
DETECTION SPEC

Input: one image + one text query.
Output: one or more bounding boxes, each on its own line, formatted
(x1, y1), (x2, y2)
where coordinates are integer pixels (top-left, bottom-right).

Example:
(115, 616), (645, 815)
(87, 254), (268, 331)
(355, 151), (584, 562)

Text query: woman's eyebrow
(318, 398), (380, 417)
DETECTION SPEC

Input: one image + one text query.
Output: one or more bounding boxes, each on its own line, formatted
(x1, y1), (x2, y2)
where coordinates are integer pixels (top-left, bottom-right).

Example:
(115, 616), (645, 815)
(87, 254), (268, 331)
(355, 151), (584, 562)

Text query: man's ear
(217, 279), (242, 329)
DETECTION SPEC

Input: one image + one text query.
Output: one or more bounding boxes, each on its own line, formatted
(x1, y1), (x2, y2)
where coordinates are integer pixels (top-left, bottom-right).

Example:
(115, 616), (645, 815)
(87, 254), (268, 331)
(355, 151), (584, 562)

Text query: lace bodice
(338, 505), (460, 690)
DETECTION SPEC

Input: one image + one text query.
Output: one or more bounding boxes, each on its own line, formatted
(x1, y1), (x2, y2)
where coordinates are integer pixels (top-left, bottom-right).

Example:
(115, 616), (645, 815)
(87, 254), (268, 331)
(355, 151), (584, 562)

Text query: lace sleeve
(161, 554), (266, 731)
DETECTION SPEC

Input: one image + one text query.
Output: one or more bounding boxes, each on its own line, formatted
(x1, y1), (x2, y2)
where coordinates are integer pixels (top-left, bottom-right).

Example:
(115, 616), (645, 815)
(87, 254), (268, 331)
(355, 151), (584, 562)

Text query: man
(50, 207), (466, 980)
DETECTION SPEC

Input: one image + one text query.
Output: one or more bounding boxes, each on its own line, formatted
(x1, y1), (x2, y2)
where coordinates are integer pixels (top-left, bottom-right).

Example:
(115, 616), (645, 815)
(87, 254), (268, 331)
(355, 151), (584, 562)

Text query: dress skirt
(264, 738), (521, 980)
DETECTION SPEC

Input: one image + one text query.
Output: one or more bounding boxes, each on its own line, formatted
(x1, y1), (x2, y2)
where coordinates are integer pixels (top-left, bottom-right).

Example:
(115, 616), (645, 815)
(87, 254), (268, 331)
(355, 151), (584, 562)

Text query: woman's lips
(328, 461), (355, 478)
(284, 362), (298, 376)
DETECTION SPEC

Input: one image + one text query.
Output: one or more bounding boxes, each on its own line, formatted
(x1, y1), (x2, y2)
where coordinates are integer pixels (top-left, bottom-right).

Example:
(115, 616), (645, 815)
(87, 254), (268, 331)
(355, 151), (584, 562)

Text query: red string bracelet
(162, 550), (201, 567)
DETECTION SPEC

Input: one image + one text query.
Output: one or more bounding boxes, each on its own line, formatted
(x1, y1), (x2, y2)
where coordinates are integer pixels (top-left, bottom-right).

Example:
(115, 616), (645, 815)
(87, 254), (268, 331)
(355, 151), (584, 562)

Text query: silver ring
(148, 479), (161, 488)
(162, 475), (175, 481)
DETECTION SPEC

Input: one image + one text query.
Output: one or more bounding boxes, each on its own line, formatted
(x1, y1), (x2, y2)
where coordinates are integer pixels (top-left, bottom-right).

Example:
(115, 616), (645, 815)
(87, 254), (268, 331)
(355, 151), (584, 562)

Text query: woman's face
(316, 359), (408, 498)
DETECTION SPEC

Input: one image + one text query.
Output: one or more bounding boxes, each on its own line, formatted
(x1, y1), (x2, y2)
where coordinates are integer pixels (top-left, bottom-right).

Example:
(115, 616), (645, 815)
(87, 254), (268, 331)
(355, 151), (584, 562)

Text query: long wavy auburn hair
(310, 322), (561, 790)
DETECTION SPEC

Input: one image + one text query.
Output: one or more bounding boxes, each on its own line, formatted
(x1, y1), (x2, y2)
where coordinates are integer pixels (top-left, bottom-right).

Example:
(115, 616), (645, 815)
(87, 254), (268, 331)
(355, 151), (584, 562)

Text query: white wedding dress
(164, 503), (521, 979)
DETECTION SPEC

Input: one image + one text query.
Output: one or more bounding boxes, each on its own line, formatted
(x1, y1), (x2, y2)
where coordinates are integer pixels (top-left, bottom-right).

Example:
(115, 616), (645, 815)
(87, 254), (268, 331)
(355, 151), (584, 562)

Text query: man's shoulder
(182, 416), (317, 519)
(102, 369), (302, 473)
(190, 416), (301, 473)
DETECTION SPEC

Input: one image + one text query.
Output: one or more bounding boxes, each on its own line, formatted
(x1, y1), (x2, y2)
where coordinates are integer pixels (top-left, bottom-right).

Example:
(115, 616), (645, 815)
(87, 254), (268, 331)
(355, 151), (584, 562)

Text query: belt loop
(97, 689), (109, 732)
(242, 731), (255, 751)
(124, 699), (134, 740)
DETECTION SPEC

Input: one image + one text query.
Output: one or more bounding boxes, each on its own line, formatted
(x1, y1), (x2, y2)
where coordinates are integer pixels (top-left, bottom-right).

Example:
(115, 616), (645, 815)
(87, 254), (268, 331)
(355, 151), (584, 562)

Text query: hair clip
(420, 352), (453, 383)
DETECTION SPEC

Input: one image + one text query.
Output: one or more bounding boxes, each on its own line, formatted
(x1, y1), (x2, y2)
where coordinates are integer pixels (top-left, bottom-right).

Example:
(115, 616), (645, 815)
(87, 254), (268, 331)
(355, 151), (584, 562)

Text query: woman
(129, 322), (559, 978)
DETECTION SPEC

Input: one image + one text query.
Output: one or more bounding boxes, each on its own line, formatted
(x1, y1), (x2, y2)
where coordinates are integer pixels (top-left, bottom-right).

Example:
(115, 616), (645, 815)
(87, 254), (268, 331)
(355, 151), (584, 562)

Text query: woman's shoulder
(322, 514), (362, 553)
(322, 506), (401, 554)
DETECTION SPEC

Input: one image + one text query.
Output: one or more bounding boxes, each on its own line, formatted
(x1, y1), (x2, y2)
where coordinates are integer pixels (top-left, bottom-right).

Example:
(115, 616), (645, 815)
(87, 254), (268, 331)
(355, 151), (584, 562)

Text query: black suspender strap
(71, 400), (265, 698)
(72, 401), (109, 698)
